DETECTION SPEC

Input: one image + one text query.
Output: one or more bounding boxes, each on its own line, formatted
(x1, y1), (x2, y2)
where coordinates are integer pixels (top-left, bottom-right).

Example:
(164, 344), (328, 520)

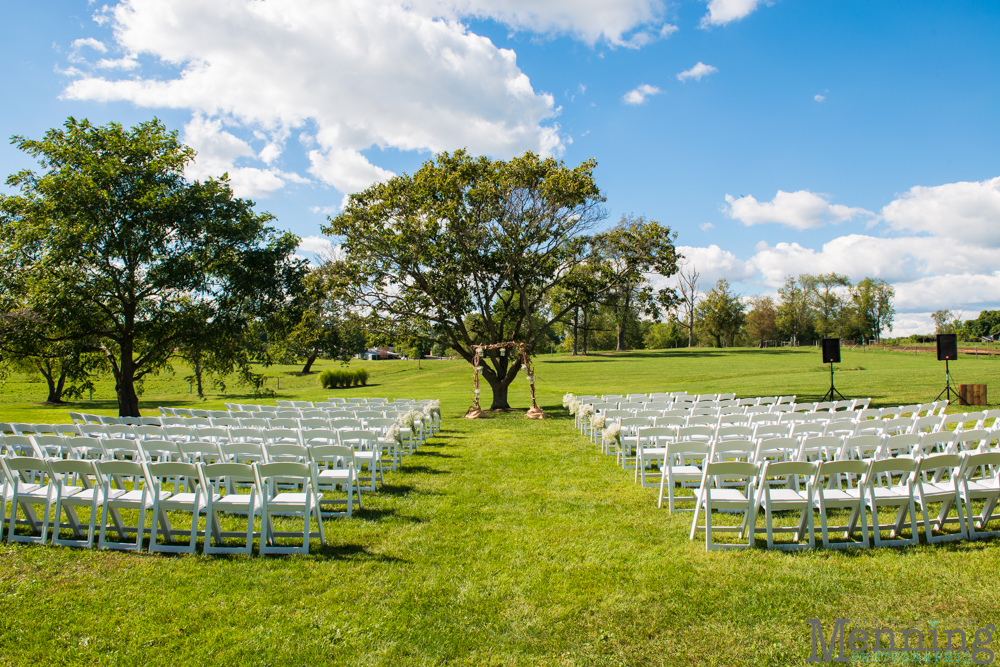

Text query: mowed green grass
(1, 347), (1000, 666)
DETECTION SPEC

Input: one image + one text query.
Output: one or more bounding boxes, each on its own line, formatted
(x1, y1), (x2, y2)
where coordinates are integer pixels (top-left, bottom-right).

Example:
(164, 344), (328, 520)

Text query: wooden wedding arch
(465, 342), (545, 419)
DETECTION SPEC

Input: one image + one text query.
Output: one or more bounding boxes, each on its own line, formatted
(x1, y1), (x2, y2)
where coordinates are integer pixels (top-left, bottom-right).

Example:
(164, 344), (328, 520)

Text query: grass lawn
(1, 347), (999, 666)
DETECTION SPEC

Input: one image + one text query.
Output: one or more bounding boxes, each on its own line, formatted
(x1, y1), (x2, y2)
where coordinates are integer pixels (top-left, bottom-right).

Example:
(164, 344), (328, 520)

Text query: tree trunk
(572, 306), (579, 355)
(115, 346), (141, 417)
(38, 360), (66, 404)
(301, 353), (318, 374)
(582, 310), (589, 355)
(487, 378), (511, 410)
(616, 324), (626, 352)
(194, 357), (205, 398)
(688, 311), (695, 347)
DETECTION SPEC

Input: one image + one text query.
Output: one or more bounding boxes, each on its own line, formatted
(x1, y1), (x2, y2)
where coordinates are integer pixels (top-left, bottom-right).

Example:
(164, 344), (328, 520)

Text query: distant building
(359, 346), (401, 360)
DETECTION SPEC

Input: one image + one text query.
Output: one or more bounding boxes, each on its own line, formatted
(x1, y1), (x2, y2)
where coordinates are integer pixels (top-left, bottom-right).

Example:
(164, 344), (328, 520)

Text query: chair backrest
(754, 424), (791, 440)
(816, 459), (867, 480)
(760, 460), (817, 485)
(47, 458), (99, 486)
(162, 425), (194, 441)
(858, 409), (882, 421)
(211, 417), (240, 428)
(309, 444), (357, 471)
(879, 407), (903, 420)
(300, 429), (340, 447)
(913, 453), (964, 481)
(300, 410), (330, 419)
(268, 418), (299, 429)
(885, 417), (917, 435)
(179, 440), (224, 463)
(221, 442), (267, 464)
(953, 429), (988, 453)
(199, 462), (257, 493)
(854, 419), (888, 436)
(275, 410), (301, 419)
(917, 431), (957, 457)
(292, 401), (314, 409)
(94, 459), (147, 489)
(677, 425), (714, 442)
(105, 425), (136, 439)
(864, 456), (917, 484)
(196, 427), (230, 443)
(958, 452), (1000, 484)
(240, 418), (270, 429)
(716, 425), (754, 441)
(912, 415), (943, 434)
(264, 428), (301, 445)
(33, 435), (71, 458)
(686, 416), (717, 427)
(298, 418), (331, 430)
(791, 423), (825, 439)
(883, 433), (920, 457)
(665, 440), (710, 460)
(145, 461), (201, 491)
(749, 413), (779, 425)
(792, 402), (817, 413)
(710, 439), (757, 461)
(228, 427), (264, 443)
(331, 419), (365, 430)
(338, 430), (377, 449)
(253, 461), (317, 497)
(718, 414), (750, 426)
(637, 427), (676, 443)
(798, 436), (844, 461)
(703, 461), (759, 487)
(68, 436), (104, 459)
(265, 443), (310, 463)
(138, 439), (182, 461)
(754, 437), (799, 462)
(843, 435), (884, 460)
(2, 435), (41, 457)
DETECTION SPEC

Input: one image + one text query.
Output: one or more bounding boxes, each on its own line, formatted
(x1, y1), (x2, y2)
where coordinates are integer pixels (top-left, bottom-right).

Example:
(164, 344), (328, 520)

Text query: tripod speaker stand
(934, 334), (964, 404)
(821, 338), (846, 402)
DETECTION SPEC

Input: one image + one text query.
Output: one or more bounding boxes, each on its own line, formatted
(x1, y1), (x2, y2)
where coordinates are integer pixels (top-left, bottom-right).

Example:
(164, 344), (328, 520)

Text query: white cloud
(723, 190), (874, 230)
(62, 0), (566, 199)
(297, 235), (341, 259)
(407, 0), (676, 47)
(70, 37), (107, 54)
(881, 176), (1000, 247)
(701, 0), (768, 27)
(814, 94), (826, 102)
(893, 273), (1000, 313)
(699, 222), (715, 231)
(622, 83), (662, 105)
(677, 62), (718, 82)
(675, 244), (756, 285)
(182, 114), (309, 197)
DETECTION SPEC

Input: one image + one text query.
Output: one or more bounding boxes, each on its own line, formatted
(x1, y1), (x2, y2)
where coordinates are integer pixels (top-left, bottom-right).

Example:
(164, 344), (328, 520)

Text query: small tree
(675, 267), (700, 347)
(696, 279), (745, 347)
(776, 276), (814, 346)
(592, 214), (680, 351)
(852, 277), (895, 343)
(324, 149), (611, 410)
(801, 272), (852, 338)
(0, 118), (305, 416)
(743, 295), (779, 348)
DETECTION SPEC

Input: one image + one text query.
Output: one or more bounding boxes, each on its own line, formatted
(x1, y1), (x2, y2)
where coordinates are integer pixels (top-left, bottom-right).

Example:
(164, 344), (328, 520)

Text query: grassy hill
(1, 347), (999, 665)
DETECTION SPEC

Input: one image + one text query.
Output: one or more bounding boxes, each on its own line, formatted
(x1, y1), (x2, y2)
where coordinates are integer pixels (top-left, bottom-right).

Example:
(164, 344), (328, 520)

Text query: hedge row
(319, 368), (369, 389)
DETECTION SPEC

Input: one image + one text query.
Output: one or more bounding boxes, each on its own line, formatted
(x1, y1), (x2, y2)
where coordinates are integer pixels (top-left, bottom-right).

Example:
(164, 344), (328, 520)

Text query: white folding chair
(1, 457), (55, 544)
(658, 441), (709, 513)
(311, 444), (362, 517)
(144, 461), (204, 554)
(47, 459), (108, 548)
(911, 454), (967, 544)
(753, 460), (817, 550)
(863, 457), (919, 548)
(689, 461), (760, 551)
(198, 462), (260, 555)
(634, 427), (675, 487)
(95, 460), (158, 552)
(338, 430), (382, 491)
(815, 460), (869, 549)
(254, 462), (325, 555)
(957, 452), (1000, 540)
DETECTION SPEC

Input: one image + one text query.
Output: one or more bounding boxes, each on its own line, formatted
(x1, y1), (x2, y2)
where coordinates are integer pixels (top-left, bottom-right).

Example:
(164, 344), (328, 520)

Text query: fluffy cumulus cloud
(622, 84), (663, 105)
(62, 0), (573, 198)
(677, 62), (718, 82)
(408, 0), (677, 48)
(724, 190), (874, 230)
(881, 177), (1000, 247)
(701, 0), (769, 27)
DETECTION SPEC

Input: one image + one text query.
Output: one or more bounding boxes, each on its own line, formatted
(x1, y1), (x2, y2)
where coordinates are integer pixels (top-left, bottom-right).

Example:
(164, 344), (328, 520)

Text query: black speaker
(937, 333), (958, 361)
(822, 338), (841, 364)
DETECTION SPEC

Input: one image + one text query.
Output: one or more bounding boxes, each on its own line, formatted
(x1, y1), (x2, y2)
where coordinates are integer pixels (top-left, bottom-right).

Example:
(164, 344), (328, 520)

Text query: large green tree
(776, 276), (814, 346)
(0, 118), (305, 416)
(592, 214), (680, 351)
(851, 277), (895, 343)
(324, 149), (613, 410)
(800, 272), (852, 338)
(696, 279), (745, 347)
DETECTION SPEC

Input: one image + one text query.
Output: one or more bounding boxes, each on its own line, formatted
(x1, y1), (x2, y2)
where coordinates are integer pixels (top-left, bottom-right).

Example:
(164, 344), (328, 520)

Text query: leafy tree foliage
(800, 272), (852, 338)
(776, 276), (815, 345)
(696, 279), (745, 347)
(324, 149), (612, 410)
(851, 277), (895, 343)
(591, 214), (679, 351)
(743, 295), (779, 347)
(0, 118), (305, 416)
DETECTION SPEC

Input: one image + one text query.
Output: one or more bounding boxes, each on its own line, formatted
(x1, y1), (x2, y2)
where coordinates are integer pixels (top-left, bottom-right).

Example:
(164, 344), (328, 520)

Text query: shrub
(355, 368), (369, 386)
(319, 370), (335, 389)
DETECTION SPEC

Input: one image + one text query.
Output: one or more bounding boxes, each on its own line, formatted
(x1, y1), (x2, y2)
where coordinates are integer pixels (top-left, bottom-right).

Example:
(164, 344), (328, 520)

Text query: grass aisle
(2, 349), (1000, 665)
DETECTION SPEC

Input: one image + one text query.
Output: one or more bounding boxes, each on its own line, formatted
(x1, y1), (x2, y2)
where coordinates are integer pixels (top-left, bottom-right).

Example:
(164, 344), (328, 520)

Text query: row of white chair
(684, 451), (1000, 550)
(3, 426), (397, 481)
(1, 455), (358, 555)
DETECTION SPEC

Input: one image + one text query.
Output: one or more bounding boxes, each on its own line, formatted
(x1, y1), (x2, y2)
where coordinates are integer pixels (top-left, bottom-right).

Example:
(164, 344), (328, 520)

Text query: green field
(1, 347), (999, 666)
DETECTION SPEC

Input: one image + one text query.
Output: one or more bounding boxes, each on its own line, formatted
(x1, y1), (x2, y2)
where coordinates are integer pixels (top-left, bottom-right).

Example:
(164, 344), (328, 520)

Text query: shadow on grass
(543, 349), (816, 363)
(354, 507), (426, 525)
(413, 450), (457, 459)
(402, 465), (451, 475)
(313, 543), (409, 563)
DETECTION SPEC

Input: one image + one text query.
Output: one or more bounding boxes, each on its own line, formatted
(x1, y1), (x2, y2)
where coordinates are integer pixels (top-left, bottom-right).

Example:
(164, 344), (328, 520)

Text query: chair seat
(706, 489), (750, 503)
(318, 470), (352, 481)
(821, 489), (863, 503)
(765, 489), (809, 504)
(267, 493), (310, 508)
(668, 465), (702, 478)
(160, 492), (202, 507)
(870, 486), (910, 502)
(60, 487), (98, 503)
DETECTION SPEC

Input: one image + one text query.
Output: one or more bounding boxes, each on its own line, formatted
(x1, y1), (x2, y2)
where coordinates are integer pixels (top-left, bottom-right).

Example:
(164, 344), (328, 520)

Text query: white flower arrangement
(562, 392), (575, 408)
(569, 397), (581, 415)
(397, 411), (416, 428)
(603, 422), (622, 444)
(422, 403), (441, 419)
(578, 404), (594, 420)
(386, 424), (403, 445)
(591, 414), (606, 429)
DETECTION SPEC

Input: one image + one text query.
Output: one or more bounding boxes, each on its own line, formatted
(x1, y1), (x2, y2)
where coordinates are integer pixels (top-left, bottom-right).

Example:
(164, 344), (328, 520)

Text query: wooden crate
(959, 384), (987, 406)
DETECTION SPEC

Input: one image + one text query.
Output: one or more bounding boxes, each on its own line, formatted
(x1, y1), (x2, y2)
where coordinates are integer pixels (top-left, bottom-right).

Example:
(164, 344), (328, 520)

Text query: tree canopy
(0, 117), (305, 415)
(325, 149), (632, 410)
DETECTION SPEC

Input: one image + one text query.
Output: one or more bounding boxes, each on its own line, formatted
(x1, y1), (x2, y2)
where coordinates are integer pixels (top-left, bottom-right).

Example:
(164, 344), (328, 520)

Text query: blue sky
(3, 0), (999, 335)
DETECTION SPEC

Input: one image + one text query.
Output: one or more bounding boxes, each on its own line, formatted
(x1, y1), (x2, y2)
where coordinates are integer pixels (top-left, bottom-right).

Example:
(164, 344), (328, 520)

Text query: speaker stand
(934, 359), (966, 405)
(821, 361), (846, 402)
